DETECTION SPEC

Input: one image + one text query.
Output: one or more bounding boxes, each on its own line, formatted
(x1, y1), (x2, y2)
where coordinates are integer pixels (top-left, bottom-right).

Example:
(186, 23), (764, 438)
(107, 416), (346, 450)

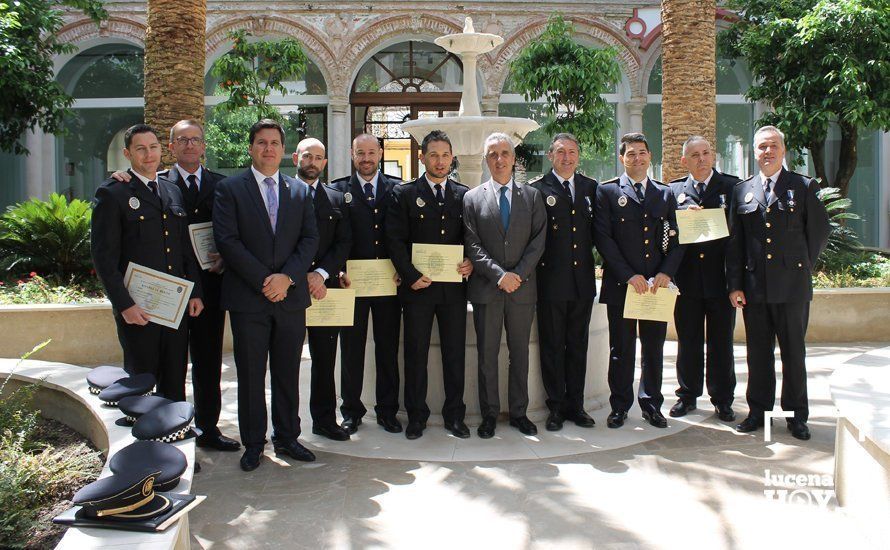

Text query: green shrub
(0, 193), (93, 280)
(0, 272), (105, 305)
(814, 186), (861, 272)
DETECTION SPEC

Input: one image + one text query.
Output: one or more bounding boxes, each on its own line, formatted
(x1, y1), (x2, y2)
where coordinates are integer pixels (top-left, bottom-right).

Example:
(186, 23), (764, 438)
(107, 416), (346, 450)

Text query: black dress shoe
(376, 415), (403, 433)
(509, 416), (537, 436)
(607, 410), (628, 429)
(787, 419), (811, 440)
(736, 415), (764, 433)
(564, 409), (595, 428)
(340, 416), (362, 435)
(477, 416), (496, 439)
(240, 447), (263, 472)
(669, 400), (697, 418)
(196, 432), (241, 452)
(405, 421), (425, 440)
(642, 409), (668, 428)
(312, 423), (350, 441)
(444, 419), (470, 439)
(545, 411), (564, 432)
(273, 439), (316, 462)
(714, 404), (736, 422)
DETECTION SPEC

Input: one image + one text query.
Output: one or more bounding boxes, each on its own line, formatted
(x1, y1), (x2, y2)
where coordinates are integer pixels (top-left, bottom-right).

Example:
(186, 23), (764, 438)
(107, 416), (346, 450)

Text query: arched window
(54, 43), (145, 200)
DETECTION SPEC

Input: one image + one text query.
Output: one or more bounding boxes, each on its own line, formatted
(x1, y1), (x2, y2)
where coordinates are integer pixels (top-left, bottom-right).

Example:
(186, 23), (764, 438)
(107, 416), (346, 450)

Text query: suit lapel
(750, 174), (767, 207)
(545, 172), (572, 202)
(244, 169), (275, 236)
(127, 171), (162, 211)
(619, 179), (641, 206)
(444, 179), (457, 210)
(507, 183), (529, 237)
(771, 169), (789, 207)
(196, 168), (216, 208)
(483, 181), (505, 237)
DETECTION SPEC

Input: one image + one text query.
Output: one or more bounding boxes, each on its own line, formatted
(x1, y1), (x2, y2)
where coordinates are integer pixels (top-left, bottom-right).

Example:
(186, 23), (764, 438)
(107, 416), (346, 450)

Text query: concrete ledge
(666, 287), (890, 343)
(0, 359), (196, 549)
(829, 347), (890, 544)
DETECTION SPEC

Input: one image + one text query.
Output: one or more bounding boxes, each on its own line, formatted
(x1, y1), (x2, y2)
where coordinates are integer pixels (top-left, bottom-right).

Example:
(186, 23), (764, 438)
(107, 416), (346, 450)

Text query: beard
(298, 166), (320, 181)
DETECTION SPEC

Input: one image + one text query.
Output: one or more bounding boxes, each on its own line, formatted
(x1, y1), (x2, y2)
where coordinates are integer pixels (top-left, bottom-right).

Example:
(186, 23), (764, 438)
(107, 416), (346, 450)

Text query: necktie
(562, 179), (572, 201)
(695, 181), (704, 197)
(309, 184), (316, 201)
(147, 180), (158, 197)
(434, 184), (444, 204)
(499, 186), (510, 231)
(263, 177), (278, 233)
(186, 174), (199, 204)
(764, 178), (775, 203)
(634, 182), (645, 202)
(364, 182), (375, 206)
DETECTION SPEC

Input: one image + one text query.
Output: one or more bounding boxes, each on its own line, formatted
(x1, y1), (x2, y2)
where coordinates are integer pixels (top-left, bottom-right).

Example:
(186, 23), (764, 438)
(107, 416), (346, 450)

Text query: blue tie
(499, 186), (510, 231)
(263, 177), (278, 233)
(364, 182), (375, 206)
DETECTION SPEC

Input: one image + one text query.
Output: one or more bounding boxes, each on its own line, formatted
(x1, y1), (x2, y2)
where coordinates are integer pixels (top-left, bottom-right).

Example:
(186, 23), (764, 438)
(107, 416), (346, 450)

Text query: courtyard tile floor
(186, 342), (885, 549)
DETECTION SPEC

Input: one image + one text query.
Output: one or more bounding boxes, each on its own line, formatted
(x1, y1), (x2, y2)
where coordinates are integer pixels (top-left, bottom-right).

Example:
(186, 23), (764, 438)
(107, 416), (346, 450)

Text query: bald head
(293, 137), (328, 184)
(351, 133), (382, 179)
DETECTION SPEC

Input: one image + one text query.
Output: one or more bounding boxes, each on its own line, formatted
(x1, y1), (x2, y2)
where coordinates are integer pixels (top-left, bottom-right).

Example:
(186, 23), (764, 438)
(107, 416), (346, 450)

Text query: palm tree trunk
(144, 0), (206, 166)
(661, 0), (717, 182)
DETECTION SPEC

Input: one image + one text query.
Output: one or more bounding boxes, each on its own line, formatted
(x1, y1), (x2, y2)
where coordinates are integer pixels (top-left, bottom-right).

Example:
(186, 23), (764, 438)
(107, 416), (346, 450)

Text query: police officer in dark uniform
(331, 133), (403, 435)
(110, 120), (239, 451)
(529, 133), (598, 432)
(594, 132), (684, 429)
(386, 130), (474, 440)
(727, 126), (830, 440)
(91, 124), (203, 402)
(293, 137), (353, 442)
(668, 136), (739, 422)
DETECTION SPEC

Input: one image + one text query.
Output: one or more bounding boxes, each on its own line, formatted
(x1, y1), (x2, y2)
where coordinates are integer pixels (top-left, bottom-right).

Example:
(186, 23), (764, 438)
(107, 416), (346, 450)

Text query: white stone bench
(0, 358), (195, 550)
(829, 346), (890, 543)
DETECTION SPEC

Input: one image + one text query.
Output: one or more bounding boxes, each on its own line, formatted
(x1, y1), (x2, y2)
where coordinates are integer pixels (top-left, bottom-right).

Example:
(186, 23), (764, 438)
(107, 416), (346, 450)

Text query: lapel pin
(719, 194), (727, 208)
(787, 189), (796, 209)
(344, 192), (352, 203)
(546, 195), (556, 207)
(129, 197), (140, 210)
(677, 193), (687, 204)
(744, 192), (754, 203)
(618, 196), (628, 207)
(416, 197), (425, 208)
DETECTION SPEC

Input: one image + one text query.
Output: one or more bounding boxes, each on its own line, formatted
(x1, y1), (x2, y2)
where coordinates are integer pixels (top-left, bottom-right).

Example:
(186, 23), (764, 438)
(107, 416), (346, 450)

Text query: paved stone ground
(186, 342), (885, 549)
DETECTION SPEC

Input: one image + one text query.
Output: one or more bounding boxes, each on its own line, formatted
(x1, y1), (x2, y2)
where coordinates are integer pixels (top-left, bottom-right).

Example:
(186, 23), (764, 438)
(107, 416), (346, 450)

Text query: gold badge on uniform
(617, 196), (628, 207)
(416, 197), (425, 208)
(677, 193), (687, 204)
(128, 197), (140, 210)
(744, 192), (754, 203)
(546, 195), (556, 207)
(344, 192), (352, 203)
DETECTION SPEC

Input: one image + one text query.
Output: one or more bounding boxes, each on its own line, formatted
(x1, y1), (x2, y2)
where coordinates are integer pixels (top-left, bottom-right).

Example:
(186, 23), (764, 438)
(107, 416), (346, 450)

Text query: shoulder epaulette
(602, 177), (620, 185)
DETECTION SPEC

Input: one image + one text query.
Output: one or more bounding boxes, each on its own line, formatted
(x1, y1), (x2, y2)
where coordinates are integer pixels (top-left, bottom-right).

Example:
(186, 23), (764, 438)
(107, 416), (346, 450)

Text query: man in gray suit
(463, 133), (547, 438)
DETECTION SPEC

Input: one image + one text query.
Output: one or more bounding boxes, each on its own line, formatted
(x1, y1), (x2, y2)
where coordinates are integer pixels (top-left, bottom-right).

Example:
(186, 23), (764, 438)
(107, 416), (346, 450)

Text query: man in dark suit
(594, 132), (684, 430)
(110, 120), (240, 451)
(213, 119), (319, 471)
(727, 125), (830, 440)
(292, 137), (352, 442)
(668, 136), (739, 423)
(386, 130), (474, 440)
(464, 132), (546, 438)
(529, 133), (598, 432)
(330, 134), (403, 435)
(91, 124), (204, 402)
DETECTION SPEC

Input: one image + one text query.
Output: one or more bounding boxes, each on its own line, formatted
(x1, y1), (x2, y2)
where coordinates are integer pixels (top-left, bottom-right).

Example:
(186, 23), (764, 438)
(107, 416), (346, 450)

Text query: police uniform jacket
(330, 172), (400, 260)
(669, 169), (739, 299)
(91, 170), (203, 312)
(529, 171), (598, 301)
(385, 176), (469, 304)
(594, 176), (684, 306)
(308, 182), (352, 289)
(162, 167), (226, 309)
(726, 169), (830, 303)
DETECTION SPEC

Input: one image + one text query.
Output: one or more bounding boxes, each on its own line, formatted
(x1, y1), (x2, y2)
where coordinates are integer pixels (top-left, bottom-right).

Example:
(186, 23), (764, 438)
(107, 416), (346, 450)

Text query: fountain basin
(402, 116), (539, 157)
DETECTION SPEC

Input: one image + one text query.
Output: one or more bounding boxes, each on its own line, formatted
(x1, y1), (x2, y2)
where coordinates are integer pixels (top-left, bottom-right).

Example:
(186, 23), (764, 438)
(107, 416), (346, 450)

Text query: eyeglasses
(174, 137), (205, 146)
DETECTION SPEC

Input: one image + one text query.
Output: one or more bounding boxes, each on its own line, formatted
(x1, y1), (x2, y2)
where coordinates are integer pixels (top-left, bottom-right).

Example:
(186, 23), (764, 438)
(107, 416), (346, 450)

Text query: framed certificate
(623, 285), (679, 323)
(676, 208), (729, 244)
(188, 222), (217, 270)
(123, 262), (194, 329)
(411, 243), (464, 283)
(345, 259), (398, 297)
(306, 289), (356, 327)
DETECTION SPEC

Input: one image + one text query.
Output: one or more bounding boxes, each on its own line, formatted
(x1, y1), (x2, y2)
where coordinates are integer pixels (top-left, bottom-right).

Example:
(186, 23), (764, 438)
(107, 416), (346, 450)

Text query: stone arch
(205, 16), (337, 96)
(489, 16), (641, 99)
(640, 41), (663, 96)
(340, 15), (494, 98)
(56, 17), (147, 48)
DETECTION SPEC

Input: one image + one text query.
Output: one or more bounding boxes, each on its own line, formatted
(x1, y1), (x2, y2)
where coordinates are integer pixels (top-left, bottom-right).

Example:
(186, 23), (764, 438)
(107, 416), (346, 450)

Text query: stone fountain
(401, 17), (540, 186)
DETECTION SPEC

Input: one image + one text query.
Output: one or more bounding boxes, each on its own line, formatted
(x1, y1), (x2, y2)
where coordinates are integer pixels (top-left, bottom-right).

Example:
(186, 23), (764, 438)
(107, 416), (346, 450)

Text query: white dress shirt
(251, 165), (280, 212)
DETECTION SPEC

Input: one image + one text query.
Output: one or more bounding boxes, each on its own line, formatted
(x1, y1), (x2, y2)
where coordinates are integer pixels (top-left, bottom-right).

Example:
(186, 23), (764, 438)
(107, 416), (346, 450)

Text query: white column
(24, 129), (44, 199)
(327, 96), (352, 180)
(626, 97), (647, 133)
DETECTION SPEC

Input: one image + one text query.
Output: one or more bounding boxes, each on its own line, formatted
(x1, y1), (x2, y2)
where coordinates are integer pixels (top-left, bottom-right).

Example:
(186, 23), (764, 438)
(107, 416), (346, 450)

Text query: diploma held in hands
(123, 262), (194, 329)
(188, 222), (217, 270)
(411, 243), (464, 283)
(676, 208), (729, 244)
(306, 289), (356, 327)
(345, 259), (397, 297)
(623, 285), (679, 323)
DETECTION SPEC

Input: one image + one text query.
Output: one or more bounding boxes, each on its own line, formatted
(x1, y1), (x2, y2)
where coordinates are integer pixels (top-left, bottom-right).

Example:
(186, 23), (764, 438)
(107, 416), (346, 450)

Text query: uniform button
(374, 209), (378, 214)
(571, 210), (575, 215)
(644, 226), (648, 231)
(374, 224), (379, 229)
(645, 253), (650, 258)
(766, 222), (771, 228)
(573, 244), (577, 249)
(798, 262), (803, 267)
(139, 215), (145, 220)
(441, 229), (445, 235)
(420, 214), (424, 219)
(163, 214), (167, 219)
(329, 215), (333, 220)
(165, 231), (169, 236)
(621, 218), (625, 222)
(168, 265), (172, 270)
(644, 239), (649, 244)
(572, 227), (576, 232)
(441, 215), (445, 220)
(766, 238), (772, 243)
(644, 214), (649, 218)
(573, 261), (578, 266)
(166, 248), (171, 253)
(699, 253), (705, 259)
(194, 209), (199, 214)
(374, 240), (379, 245)
(766, 207), (771, 213)
(767, 253), (773, 259)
